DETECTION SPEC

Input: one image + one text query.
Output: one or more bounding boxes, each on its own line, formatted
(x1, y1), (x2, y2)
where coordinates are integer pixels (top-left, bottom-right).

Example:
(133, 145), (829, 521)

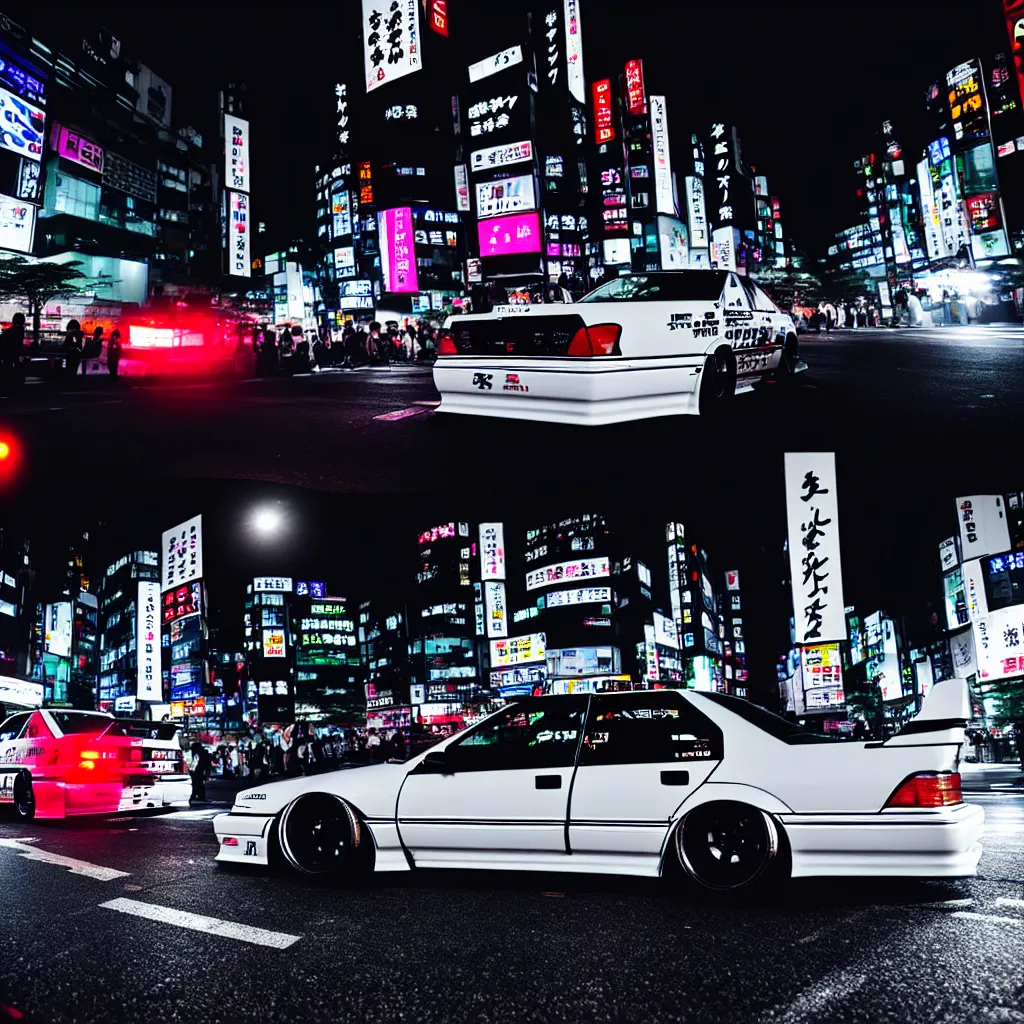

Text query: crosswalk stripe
(994, 897), (1024, 910)
(100, 898), (301, 949)
(0, 838), (129, 881)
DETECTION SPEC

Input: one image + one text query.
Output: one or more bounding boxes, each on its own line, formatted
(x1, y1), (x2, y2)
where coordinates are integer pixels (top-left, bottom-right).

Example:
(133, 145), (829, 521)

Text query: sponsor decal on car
(503, 373), (529, 393)
(0, 774), (14, 801)
(243, 792), (267, 800)
(245, 841), (257, 856)
(666, 312), (693, 331)
(472, 373), (494, 390)
(724, 310), (754, 321)
(725, 325), (772, 347)
(493, 305), (531, 316)
(736, 351), (774, 374)
(692, 312), (719, 339)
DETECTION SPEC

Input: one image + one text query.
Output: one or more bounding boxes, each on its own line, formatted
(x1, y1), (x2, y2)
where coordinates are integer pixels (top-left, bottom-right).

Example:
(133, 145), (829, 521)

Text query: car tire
(13, 772), (35, 820)
(698, 347), (736, 415)
(774, 335), (799, 384)
(277, 793), (363, 878)
(675, 801), (779, 891)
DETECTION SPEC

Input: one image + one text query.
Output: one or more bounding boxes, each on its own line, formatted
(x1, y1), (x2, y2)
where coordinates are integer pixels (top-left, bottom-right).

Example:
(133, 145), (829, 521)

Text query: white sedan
(432, 270), (806, 425)
(213, 681), (983, 892)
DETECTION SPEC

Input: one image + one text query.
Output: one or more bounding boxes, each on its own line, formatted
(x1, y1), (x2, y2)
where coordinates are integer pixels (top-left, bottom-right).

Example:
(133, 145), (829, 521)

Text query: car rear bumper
(432, 357), (704, 425)
(213, 811), (275, 866)
(157, 776), (192, 807)
(781, 803), (985, 878)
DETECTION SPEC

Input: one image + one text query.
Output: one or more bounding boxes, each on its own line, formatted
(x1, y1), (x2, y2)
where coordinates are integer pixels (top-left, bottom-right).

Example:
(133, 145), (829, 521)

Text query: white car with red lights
(213, 679), (982, 892)
(0, 709), (190, 819)
(432, 270), (805, 425)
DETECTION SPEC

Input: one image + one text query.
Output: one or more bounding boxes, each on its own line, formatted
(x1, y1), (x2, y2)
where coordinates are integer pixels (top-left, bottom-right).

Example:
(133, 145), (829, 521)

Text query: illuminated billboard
(44, 602), (72, 658)
(51, 123), (103, 174)
(485, 581), (507, 639)
(480, 523), (506, 579)
(254, 577), (293, 593)
(468, 46), (523, 84)
(363, 0), (423, 93)
(470, 139), (532, 173)
(477, 211), (541, 257)
(1005, 0), (1024, 108)
(224, 114), (250, 193)
(0, 193), (35, 252)
(592, 79), (614, 144)
(490, 633), (546, 666)
(262, 629), (286, 658)
(625, 59), (646, 114)
(161, 515), (203, 591)
(379, 206), (419, 293)
(0, 85), (43, 162)
(136, 581), (162, 701)
(650, 96), (673, 214)
(475, 174), (535, 219)
(564, 0), (585, 103)
(227, 191), (251, 278)
(526, 557), (611, 592)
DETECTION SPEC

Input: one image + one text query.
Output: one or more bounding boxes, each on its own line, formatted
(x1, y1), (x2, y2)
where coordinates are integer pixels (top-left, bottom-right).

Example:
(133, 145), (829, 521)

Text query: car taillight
(222, 837), (239, 847)
(885, 772), (963, 809)
(567, 323), (622, 357)
(438, 330), (457, 355)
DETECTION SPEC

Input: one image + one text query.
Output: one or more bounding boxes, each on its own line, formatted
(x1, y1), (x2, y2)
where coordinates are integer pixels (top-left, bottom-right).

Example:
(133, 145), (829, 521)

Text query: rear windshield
(50, 711), (115, 736)
(112, 720), (180, 741)
(701, 693), (837, 744)
(580, 271), (729, 304)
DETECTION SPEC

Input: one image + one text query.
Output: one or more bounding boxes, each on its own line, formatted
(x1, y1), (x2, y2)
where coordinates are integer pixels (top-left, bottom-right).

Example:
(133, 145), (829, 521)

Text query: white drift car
(432, 270), (805, 425)
(214, 681), (983, 891)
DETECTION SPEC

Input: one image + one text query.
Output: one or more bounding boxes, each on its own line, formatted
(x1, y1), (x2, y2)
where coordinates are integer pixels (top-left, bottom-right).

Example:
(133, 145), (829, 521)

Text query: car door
(0, 713), (32, 802)
(397, 696), (588, 867)
(567, 691), (724, 870)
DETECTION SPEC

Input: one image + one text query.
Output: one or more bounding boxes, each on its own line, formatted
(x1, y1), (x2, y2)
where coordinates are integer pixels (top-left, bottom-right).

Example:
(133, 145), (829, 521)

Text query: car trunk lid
(442, 312), (591, 358)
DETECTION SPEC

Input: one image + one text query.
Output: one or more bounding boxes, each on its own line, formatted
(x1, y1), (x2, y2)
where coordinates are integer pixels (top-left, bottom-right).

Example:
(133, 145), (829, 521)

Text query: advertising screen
(224, 114), (250, 193)
(227, 191), (251, 278)
(592, 79), (614, 144)
(957, 495), (1010, 562)
(1006, 0), (1024, 108)
(0, 85), (43, 162)
(527, 557), (610, 592)
(136, 581), (162, 701)
(659, 216), (688, 269)
(485, 581), (507, 639)
(625, 59), (647, 114)
(362, 0), (423, 93)
(470, 139), (532, 174)
(784, 453), (847, 644)
(490, 633), (546, 667)
(475, 174), (535, 219)
(44, 602), (72, 658)
(545, 586), (611, 609)
(0, 676), (44, 708)
(161, 515), (203, 591)
(974, 604), (1024, 682)
(52, 123), (103, 174)
(379, 207), (419, 293)
(650, 96), (674, 215)
(254, 577), (293, 593)
(564, 0), (585, 103)
(262, 629), (286, 658)
(946, 60), (988, 144)
(479, 523), (506, 579)
(468, 46), (524, 84)
(331, 186), (352, 238)
(0, 192), (34, 252)
(653, 612), (679, 649)
(429, 0), (448, 35)
(454, 164), (470, 211)
(477, 211), (541, 257)
(800, 644), (843, 691)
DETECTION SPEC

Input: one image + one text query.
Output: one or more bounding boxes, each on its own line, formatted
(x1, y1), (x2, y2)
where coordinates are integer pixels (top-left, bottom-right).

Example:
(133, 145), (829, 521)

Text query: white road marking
(759, 970), (867, 1023)
(374, 406), (431, 422)
(951, 911), (1023, 926)
(0, 838), (129, 882)
(163, 808), (223, 820)
(994, 898), (1024, 910)
(100, 898), (301, 949)
(920, 898), (975, 909)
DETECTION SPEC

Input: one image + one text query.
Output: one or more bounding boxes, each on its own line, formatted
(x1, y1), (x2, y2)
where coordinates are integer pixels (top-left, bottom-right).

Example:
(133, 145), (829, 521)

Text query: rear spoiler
(881, 679), (971, 747)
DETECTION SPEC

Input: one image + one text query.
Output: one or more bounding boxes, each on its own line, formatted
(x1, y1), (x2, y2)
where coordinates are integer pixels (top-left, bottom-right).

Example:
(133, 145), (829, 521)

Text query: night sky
(3, 447), (1021, 703)
(38, 1), (1010, 257)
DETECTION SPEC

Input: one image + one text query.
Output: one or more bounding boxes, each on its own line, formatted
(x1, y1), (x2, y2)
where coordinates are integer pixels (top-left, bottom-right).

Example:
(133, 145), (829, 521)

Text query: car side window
(579, 692), (724, 766)
(23, 714), (48, 740)
(0, 713), (31, 742)
(446, 698), (587, 772)
(751, 285), (778, 313)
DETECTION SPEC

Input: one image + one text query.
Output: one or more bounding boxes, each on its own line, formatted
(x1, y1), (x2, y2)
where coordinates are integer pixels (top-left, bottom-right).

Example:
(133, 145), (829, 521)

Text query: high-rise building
(0, 526), (33, 680)
(242, 575), (297, 727)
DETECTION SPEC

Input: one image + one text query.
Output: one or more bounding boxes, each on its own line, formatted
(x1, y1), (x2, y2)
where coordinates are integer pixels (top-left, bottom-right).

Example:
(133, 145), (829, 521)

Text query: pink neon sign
(380, 206), (419, 294)
(477, 211), (541, 257)
(51, 123), (104, 174)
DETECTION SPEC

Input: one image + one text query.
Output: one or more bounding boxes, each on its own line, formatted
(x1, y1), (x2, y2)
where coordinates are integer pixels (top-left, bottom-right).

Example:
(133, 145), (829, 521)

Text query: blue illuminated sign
(296, 581), (327, 598)
(928, 137), (951, 166)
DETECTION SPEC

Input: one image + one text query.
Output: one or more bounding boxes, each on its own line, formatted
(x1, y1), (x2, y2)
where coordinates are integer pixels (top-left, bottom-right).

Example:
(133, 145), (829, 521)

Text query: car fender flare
(658, 783), (793, 875)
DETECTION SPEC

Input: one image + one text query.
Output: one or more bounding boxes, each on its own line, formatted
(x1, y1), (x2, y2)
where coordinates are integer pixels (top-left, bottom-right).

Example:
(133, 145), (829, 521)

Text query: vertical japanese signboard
(362, 0), (423, 93)
(564, 0), (585, 103)
(624, 59), (647, 115)
(650, 95), (674, 215)
(480, 523), (506, 580)
(161, 516), (203, 592)
(592, 79), (613, 144)
(429, 0), (448, 36)
(136, 580), (162, 701)
(1005, 0), (1024, 107)
(956, 495), (1010, 562)
(228, 191), (250, 278)
(785, 453), (847, 645)
(223, 115), (249, 193)
(379, 206), (419, 293)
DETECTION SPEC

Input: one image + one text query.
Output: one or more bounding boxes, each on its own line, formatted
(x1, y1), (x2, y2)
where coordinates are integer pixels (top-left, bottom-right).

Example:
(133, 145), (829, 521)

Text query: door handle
(660, 770), (689, 786)
(535, 775), (561, 790)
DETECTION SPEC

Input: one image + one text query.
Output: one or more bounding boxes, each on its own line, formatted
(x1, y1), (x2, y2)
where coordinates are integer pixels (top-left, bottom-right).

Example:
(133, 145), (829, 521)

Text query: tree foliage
(0, 255), (89, 338)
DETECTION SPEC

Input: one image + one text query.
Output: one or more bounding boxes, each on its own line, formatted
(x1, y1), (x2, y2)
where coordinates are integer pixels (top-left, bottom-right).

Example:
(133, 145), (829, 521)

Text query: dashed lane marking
(0, 837), (130, 881)
(994, 898), (1024, 910)
(758, 969), (867, 1024)
(100, 898), (301, 949)
(951, 911), (1023, 926)
(919, 898), (975, 909)
(374, 406), (432, 422)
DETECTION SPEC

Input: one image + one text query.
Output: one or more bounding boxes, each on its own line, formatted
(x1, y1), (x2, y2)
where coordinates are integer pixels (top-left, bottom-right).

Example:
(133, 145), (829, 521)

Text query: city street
(0, 325), (1021, 494)
(0, 764), (1020, 1024)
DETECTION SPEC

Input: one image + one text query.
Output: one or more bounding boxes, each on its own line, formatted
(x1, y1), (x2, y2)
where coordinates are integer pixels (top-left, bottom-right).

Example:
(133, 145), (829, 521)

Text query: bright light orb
(251, 507), (284, 535)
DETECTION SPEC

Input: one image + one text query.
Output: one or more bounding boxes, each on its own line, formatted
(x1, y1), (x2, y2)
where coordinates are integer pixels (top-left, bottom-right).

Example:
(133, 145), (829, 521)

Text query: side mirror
(422, 750), (450, 773)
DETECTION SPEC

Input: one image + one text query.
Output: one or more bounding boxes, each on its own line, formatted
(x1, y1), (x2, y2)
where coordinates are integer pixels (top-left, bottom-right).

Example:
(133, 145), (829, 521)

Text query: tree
(0, 255), (89, 341)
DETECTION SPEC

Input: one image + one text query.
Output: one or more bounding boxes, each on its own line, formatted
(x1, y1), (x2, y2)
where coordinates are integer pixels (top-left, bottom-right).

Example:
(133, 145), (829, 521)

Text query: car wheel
(698, 347), (736, 415)
(13, 772), (35, 820)
(277, 793), (362, 877)
(676, 801), (779, 891)
(774, 336), (799, 384)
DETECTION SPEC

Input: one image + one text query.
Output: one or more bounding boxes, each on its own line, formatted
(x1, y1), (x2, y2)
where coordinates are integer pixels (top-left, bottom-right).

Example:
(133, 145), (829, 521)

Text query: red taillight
(438, 331), (457, 355)
(885, 772), (963, 809)
(567, 323), (622, 357)
(222, 837), (239, 847)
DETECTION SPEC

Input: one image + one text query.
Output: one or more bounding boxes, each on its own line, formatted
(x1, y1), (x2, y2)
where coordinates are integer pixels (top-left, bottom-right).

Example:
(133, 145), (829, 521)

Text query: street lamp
(251, 506), (285, 536)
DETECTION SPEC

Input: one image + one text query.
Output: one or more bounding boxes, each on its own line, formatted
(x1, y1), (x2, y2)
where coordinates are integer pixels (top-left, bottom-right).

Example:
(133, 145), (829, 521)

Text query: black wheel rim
(712, 351), (731, 398)
(283, 795), (350, 874)
(14, 777), (33, 817)
(680, 806), (772, 890)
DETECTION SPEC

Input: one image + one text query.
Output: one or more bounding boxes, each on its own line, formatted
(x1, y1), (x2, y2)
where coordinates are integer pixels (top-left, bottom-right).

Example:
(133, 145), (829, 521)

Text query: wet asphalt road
(0, 766), (1021, 1024)
(0, 325), (1020, 495)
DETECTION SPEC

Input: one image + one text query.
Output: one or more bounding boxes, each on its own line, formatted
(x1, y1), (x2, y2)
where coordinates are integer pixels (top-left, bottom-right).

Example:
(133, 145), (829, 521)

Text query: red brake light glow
(222, 837), (239, 847)
(567, 323), (622, 357)
(437, 330), (457, 355)
(885, 772), (963, 809)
